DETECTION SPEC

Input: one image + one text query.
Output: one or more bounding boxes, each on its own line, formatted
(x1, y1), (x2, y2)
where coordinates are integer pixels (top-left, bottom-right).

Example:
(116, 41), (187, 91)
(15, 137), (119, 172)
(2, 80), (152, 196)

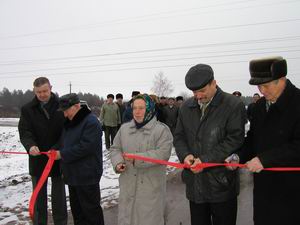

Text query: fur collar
(64, 105), (91, 128)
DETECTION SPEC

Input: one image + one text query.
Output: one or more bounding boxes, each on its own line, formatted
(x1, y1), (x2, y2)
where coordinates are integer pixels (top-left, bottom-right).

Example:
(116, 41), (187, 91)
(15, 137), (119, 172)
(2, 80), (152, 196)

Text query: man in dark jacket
(241, 56), (300, 225)
(164, 97), (178, 135)
(174, 64), (246, 225)
(54, 93), (104, 225)
(246, 93), (260, 122)
(116, 93), (125, 128)
(18, 77), (67, 225)
(122, 91), (140, 123)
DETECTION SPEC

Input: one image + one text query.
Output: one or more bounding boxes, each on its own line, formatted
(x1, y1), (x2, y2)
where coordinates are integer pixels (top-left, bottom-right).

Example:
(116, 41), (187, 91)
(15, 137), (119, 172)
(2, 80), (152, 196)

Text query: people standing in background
(115, 93), (125, 128)
(18, 77), (67, 225)
(164, 97), (179, 135)
(100, 94), (120, 149)
(232, 91), (242, 97)
(122, 91), (140, 123)
(246, 93), (260, 122)
(156, 96), (167, 123)
(149, 94), (165, 123)
(176, 96), (184, 107)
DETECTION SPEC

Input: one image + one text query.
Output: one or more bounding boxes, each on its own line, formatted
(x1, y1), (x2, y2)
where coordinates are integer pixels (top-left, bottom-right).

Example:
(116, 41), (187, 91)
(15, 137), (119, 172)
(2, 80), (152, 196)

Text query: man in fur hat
(237, 56), (300, 225)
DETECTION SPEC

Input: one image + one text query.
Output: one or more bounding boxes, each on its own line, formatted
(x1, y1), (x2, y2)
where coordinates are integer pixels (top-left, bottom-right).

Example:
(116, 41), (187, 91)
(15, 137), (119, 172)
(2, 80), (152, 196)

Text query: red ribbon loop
(29, 150), (57, 220)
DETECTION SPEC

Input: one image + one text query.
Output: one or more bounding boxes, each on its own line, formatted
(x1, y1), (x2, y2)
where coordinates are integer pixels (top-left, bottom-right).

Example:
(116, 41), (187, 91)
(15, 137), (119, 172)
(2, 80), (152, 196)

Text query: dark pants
(32, 176), (68, 225)
(189, 197), (237, 225)
(104, 126), (117, 149)
(69, 184), (104, 225)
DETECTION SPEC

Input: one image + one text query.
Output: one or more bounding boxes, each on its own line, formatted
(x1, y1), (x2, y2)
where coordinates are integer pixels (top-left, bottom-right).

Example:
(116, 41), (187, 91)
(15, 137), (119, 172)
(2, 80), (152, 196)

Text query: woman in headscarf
(110, 93), (173, 225)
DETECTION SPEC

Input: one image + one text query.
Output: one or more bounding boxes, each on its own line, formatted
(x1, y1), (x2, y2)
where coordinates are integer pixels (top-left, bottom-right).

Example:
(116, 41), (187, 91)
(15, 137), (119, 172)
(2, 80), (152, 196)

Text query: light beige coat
(110, 117), (173, 225)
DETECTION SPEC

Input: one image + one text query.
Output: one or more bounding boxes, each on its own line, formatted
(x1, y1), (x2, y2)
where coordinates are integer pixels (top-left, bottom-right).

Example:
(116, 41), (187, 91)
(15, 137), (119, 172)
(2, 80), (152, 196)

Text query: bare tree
(151, 71), (173, 97)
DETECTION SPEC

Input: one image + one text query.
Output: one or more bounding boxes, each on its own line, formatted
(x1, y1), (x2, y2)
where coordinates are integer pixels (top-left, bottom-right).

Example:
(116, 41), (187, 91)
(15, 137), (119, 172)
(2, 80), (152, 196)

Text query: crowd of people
(17, 55), (300, 225)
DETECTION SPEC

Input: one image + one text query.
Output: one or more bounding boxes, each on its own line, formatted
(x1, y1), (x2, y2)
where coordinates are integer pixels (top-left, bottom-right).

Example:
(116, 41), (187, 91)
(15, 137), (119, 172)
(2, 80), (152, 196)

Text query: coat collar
(64, 105), (91, 128)
(30, 93), (58, 107)
(127, 116), (157, 134)
(271, 79), (296, 113)
(254, 79), (296, 114)
(187, 86), (224, 108)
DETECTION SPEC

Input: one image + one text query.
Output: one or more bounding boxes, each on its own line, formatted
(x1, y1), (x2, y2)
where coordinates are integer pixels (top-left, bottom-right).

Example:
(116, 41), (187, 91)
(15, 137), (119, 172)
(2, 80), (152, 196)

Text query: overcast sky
(0, 0), (300, 100)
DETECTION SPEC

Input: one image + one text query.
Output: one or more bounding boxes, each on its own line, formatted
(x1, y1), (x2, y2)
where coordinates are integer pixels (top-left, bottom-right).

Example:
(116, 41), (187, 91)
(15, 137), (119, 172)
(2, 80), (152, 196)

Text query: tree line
(0, 87), (105, 117)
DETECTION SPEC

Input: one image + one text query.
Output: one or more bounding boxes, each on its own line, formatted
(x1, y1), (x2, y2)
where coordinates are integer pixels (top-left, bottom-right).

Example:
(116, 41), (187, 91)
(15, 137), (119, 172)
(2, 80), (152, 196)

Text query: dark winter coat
(241, 79), (300, 225)
(122, 101), (133, 123)
(59, 106), (103, 186)
(246, 102), (256, 122)
(164, 105), (178, 134)
(18, 93), (65, 177)
(116, 102), (126, 124)
(174, 87), (246, 203)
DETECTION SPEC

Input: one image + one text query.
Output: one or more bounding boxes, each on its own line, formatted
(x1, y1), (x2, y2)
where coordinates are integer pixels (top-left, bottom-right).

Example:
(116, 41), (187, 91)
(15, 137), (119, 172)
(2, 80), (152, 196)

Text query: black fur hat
(249, 56), (287, 85)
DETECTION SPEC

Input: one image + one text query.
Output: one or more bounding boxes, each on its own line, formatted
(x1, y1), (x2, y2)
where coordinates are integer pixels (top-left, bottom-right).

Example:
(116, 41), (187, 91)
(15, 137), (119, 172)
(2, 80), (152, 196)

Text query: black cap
(185, 64), (214, 91)
(131, 91), (140, 97)
(176, 96), (183, 101)
(116, 93), (123, 99)
(249, 56), (287, 85)
(232, 91), (242, 97)
(107, 94), (114, 99)
(58, 93), (80, 111)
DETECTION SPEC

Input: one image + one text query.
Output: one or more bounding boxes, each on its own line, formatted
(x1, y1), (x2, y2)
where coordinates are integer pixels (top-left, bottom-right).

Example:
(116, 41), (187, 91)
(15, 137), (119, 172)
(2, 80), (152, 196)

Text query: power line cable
(1, 57), (299, 79)
(1, 48), (300, 75)
(1, 0), (292, 40)
(1, 18), (300, 51)
(1, 35), (299, 64)
(2, 44), (300, 66)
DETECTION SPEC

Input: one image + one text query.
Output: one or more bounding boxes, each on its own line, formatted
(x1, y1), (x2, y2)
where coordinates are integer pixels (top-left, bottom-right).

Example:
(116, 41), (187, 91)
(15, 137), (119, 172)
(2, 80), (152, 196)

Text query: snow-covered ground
(0, 118), (179, 224)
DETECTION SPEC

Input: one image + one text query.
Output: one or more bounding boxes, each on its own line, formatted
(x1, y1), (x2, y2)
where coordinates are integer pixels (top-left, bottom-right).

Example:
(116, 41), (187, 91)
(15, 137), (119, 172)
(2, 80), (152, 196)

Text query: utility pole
(69, 82), (72, 94)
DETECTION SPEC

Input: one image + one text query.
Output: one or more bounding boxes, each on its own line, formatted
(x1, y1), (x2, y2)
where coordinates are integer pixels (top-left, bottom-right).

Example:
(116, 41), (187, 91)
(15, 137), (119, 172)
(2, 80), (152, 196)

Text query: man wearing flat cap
(174, 64), (246, 225)
(54, 93), (105, 225)
(238, 56), (300, 225)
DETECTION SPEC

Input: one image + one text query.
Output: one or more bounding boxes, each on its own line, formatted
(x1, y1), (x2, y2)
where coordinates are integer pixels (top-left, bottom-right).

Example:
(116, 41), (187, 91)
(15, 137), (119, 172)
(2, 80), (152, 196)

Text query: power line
(2, 44), (300, 66)
(1, 18), (300, 51)
(1, 0), (296, 40)
(1, 35), (299, 65)
(1, 48), (300, 75)
(1, 57), (299, 79)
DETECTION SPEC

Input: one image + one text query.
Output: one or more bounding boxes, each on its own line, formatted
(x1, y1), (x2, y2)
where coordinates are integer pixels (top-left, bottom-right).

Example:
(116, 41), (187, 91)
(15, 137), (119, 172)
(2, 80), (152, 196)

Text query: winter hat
(116, 93), (123, 99)
(58, 93), (80, 111)
(107, 94), (114, 99)
(249, 56), (287, 85)
(131, 91), (140, 97)
(133, 94), (156, 127)
(185, 64), (214, 91)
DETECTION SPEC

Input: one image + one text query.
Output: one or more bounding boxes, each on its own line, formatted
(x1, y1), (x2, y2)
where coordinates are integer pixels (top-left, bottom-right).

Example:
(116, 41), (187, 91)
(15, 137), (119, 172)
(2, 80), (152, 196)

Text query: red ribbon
(28, 150), (57, 220)
(1, 150), (57, 221)
(123, 153), (300, 171)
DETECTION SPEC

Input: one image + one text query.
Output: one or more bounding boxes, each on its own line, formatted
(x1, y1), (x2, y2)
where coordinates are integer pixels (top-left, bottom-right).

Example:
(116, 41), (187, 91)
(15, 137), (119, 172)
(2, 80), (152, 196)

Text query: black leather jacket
(174, 87), (246, 203)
